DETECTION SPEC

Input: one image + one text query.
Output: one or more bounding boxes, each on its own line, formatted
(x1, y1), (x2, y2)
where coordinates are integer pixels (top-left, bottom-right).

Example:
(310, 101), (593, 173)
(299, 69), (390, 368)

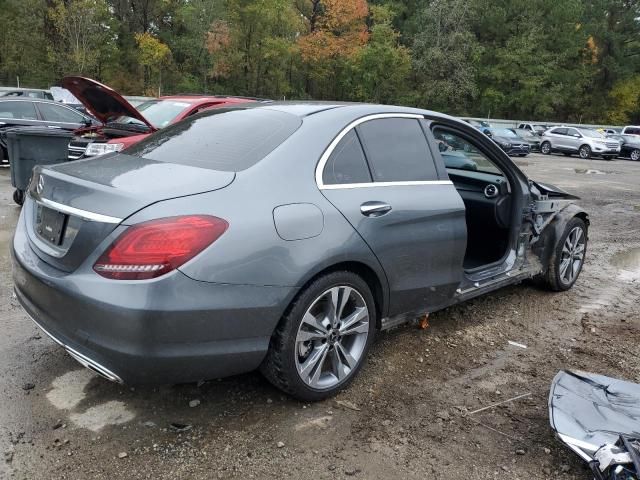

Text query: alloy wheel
(541, 142), (551, 154)
(631, 149), (640, 161)
(579, 146), (591, 159)
(559, 226), (586, 285)
(295, 286), (369, 390)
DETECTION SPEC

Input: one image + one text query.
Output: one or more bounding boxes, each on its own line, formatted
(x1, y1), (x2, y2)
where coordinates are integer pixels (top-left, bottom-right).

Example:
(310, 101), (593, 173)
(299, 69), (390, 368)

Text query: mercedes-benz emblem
(36, 175), (44, 195)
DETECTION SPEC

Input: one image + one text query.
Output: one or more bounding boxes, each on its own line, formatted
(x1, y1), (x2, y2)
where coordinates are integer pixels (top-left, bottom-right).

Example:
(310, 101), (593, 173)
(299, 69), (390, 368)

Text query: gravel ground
(1, 153), (639, 480)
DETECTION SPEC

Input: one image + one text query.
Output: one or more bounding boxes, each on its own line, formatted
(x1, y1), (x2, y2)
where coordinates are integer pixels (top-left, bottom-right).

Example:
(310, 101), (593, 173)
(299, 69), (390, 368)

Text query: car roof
(154, 95), (265, 105)
(241, 101), (456, 119)
(3, 88), (50, 93)
(0, 97), (59, 104)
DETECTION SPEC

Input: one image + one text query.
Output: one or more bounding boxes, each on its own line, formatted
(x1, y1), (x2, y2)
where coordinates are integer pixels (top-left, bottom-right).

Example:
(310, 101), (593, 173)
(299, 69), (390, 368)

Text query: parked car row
(462, 118), (640, 161)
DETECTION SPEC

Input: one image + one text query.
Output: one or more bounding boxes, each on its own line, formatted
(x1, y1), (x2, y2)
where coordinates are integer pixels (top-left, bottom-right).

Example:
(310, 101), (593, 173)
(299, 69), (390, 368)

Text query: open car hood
(62, 76), (156, 131)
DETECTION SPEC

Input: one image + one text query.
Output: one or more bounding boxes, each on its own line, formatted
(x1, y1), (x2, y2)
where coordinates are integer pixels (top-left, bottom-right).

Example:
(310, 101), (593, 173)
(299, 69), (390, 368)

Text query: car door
(564, 128), (581, 151)
(549, 127), (568, 150)
(318, 114), (467, 315)
(34, 102), (86, 131)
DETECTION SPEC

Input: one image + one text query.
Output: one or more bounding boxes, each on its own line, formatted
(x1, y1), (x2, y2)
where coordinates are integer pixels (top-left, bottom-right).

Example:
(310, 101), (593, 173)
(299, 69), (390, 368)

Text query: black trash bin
(5, 127), (73, 205)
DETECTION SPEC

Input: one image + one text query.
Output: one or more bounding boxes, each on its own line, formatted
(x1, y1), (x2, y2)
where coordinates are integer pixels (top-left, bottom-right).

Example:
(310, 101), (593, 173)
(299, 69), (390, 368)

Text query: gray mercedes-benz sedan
(12, 103), (588, 400)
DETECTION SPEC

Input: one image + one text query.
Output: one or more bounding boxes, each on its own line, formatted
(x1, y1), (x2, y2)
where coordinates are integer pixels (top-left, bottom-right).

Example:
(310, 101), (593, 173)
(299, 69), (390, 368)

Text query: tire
(13, 189), (24, 206)
(260, 271), (377, 401)
(631, 149), (640, 161)
(537, 217), (588, 291)
(579, 145), (591, 159)
(540, 142), (551, 155)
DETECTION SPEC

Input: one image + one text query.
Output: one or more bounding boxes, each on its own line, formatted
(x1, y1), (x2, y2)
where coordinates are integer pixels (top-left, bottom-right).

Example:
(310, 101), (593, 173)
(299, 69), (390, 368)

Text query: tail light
(94, 215), (228, 280)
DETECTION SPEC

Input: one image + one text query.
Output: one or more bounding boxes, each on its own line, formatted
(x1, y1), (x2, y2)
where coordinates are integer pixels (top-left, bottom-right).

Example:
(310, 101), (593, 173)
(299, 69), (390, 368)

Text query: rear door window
(322, 130), (371, 185)
(357, 118), (438, 182)
(552, 128), (568, 135)
(126, 108), (302, 172)
(0, 101), (38, 119)
(36, 102), (84, 123)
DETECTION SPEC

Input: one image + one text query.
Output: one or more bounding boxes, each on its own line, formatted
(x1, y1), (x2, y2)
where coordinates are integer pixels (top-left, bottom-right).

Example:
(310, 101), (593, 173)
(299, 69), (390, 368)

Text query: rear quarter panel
(123, 111), (389, 294)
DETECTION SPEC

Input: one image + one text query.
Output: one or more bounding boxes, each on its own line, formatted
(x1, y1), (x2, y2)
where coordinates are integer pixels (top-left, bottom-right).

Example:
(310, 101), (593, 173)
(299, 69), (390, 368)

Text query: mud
(1, 153), (640, 479)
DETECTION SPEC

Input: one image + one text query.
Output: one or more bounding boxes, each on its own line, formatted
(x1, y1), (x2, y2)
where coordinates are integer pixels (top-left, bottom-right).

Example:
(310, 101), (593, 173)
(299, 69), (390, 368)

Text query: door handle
(360, 201), (392, 217)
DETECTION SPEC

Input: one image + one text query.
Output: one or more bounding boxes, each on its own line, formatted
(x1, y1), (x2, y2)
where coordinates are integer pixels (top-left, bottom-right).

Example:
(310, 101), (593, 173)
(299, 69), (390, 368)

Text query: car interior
(433, 127), (512, 270)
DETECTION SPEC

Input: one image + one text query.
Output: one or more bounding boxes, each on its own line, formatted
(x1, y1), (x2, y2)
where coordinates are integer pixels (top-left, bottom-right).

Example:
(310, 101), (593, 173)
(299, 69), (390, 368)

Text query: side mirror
(484, 131), (492, 137)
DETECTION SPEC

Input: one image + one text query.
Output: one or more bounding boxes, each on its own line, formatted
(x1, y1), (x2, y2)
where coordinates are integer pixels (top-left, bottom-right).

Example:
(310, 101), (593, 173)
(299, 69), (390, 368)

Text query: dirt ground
(1, 153), (639, 480)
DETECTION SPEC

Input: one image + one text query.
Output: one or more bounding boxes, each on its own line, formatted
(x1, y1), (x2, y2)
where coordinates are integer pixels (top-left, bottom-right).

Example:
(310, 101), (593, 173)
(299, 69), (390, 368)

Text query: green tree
(347, 5), (411, 103)
(135, 32), (172, 95)
(48, 0), (114, 77)
(412, 0), (479, 114)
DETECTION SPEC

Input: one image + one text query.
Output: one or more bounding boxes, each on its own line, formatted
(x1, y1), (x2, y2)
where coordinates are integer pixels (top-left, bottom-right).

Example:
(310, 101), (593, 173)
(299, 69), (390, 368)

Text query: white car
(621, 125), (640, 136)
(540, 127), (621, 160)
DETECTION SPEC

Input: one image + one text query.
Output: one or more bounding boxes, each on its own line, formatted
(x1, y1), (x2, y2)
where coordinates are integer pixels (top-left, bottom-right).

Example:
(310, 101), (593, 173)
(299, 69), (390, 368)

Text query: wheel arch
(293, 261), (388, 329)
(531, 204), (589, 274)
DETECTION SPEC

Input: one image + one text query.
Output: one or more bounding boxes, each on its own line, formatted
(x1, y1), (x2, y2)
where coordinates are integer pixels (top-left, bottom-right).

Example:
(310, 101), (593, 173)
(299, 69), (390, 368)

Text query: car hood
(492, 135), (522, 145)
(62, 76), (156, 132)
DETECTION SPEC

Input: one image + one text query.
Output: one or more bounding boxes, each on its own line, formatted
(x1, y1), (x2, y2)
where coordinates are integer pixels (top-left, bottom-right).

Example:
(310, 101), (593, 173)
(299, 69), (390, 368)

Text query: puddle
(611, 248), (640, 281)
(574, 168), (608, 175)
(47, 369), (135, 431)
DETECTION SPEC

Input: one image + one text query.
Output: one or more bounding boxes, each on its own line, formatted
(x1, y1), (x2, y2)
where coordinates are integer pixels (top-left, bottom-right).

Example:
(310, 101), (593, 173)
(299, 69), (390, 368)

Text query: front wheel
(540, 142), (551, 155)
(630, 149), (640, 161)
(579, 145), (592, 159)
(261, 271), (376, 401)
(537, 217), (588, 291)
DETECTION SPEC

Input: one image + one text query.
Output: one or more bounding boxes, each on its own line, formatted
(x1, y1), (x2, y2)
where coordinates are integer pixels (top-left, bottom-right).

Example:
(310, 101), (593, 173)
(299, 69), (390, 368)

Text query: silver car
(540, 126), (621, 159)
(12, 103), (589, 400)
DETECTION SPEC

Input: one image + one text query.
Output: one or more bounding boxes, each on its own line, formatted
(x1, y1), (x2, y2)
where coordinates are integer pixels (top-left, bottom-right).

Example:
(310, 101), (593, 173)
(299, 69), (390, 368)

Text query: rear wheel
(260, 271), (376, 401)
(579, 145), (591, 159)
(538, 217), (587, 291)
(540, 142), (551, 155)
(630, 149), (640, 161)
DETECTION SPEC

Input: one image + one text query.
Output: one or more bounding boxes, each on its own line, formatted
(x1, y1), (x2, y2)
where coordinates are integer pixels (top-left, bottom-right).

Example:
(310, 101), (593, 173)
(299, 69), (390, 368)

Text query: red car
(63, 76), (265, 158)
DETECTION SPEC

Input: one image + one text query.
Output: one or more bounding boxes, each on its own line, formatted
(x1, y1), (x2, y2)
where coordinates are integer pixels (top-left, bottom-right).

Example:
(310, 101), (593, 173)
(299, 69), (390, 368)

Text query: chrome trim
(26, 309), (123, 383)
(316, 113), (454, 190)
(31, 194), (123, 224)
(321, 180), (453, 190)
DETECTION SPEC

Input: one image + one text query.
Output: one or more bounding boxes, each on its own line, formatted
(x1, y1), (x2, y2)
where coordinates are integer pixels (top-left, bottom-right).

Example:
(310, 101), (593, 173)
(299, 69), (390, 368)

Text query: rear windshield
(125, 108), (302, 171)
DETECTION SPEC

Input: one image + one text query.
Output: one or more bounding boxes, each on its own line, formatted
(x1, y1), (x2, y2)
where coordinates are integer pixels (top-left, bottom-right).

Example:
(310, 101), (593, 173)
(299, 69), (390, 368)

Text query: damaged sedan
(12, 103), (588, 400)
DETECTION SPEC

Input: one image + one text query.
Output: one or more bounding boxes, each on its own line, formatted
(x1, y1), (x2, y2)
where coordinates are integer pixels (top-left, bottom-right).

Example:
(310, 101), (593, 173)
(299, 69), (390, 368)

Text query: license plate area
(36, 206), (67, 246)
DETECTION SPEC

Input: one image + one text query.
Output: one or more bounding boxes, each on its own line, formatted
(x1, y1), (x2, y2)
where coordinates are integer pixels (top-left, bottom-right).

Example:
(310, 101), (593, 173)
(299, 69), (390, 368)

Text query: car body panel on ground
(12, 102), (588, 396)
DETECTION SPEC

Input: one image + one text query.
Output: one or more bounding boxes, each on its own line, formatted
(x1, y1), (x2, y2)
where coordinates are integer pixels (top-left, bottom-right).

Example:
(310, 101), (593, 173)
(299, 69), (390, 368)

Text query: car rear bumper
(12, 222), (294, 384)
